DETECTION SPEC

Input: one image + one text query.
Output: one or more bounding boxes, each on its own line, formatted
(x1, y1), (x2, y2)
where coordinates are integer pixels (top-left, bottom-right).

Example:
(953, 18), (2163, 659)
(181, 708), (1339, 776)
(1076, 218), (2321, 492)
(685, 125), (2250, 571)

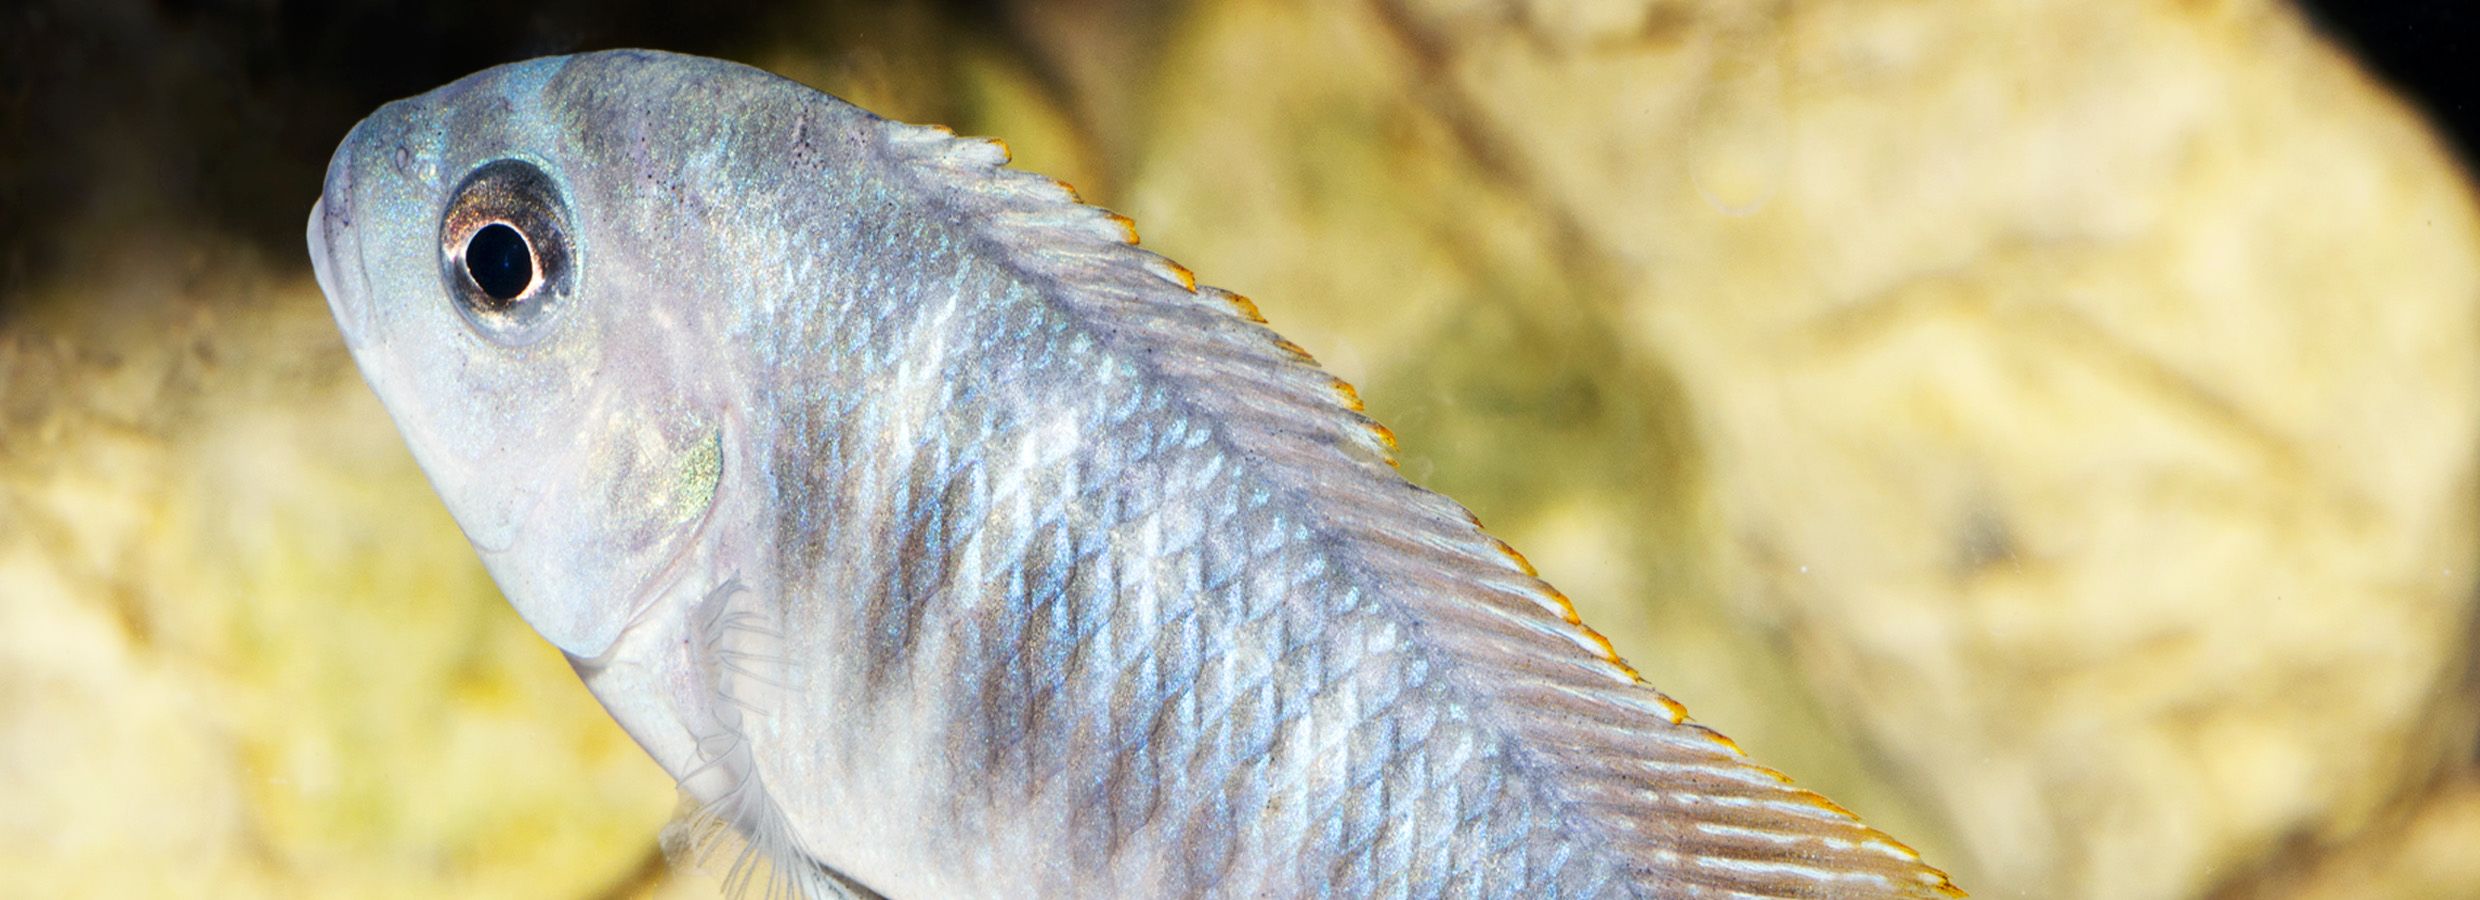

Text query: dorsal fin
(870, 120), (1962, 898)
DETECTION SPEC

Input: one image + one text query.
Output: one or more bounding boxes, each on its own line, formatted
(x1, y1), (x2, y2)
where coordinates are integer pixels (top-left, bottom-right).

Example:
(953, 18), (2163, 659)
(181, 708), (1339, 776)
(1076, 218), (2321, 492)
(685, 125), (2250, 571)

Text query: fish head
(307, 53), (772, 660)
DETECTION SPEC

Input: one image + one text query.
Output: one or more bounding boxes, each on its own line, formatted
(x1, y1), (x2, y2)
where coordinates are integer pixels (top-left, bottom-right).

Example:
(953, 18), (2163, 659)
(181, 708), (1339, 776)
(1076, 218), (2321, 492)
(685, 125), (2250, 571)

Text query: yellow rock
(0, 253), (676, 898)
(5, 2), (2475, 897)
(1121, 0), (2480, 896)
(2257, 774), (2480, 900)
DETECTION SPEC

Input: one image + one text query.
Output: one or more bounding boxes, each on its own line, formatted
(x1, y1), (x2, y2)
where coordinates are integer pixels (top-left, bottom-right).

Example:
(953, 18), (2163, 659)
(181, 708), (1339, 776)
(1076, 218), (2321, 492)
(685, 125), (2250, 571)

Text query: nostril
(308, 188), (371, 351)
(322, 161), (356, 229)
(308, 200), (345, 320)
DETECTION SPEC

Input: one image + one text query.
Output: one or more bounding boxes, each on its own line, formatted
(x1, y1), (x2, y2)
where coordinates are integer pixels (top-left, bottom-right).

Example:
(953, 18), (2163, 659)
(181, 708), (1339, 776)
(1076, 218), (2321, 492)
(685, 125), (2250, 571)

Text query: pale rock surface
(3, 2), (2475, 898)
(2254, 774), (2480, 900)
(0, 249), (680, 898)
(1119, 1), (2480, 897)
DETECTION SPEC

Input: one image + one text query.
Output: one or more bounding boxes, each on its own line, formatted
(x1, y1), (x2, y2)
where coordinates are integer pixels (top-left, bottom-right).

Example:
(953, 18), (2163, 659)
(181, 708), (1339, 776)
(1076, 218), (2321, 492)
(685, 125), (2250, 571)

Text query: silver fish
(306, 49), (1960, 898)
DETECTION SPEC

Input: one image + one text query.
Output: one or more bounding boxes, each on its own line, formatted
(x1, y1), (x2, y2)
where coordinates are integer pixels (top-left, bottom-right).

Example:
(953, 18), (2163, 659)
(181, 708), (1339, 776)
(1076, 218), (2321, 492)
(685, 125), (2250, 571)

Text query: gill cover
(308, 57), (727, 659)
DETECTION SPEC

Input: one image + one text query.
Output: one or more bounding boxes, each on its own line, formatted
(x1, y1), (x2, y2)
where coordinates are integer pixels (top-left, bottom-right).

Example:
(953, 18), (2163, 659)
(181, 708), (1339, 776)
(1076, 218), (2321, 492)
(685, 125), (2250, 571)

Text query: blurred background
(3, 0), (2475, 897)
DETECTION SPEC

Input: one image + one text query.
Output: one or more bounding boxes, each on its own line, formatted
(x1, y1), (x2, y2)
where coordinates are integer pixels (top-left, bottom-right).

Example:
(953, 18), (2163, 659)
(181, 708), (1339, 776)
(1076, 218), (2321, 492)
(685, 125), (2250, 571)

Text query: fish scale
(309, 49), (1962, 898)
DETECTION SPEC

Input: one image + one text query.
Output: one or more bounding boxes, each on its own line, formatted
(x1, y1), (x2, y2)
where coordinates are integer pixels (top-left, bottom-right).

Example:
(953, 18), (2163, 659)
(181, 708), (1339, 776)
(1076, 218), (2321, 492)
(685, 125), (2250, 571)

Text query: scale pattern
(718, 52), (1961, 898)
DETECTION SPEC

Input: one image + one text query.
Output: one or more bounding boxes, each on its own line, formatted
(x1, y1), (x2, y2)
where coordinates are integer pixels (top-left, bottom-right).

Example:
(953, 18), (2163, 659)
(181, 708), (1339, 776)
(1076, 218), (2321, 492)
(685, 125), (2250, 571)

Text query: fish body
(307, 50), (1958, 898)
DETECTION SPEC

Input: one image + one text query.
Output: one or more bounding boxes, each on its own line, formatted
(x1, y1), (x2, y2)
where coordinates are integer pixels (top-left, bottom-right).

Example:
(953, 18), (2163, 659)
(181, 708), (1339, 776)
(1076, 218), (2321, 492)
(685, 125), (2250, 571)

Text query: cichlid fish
(307, 49), (1960, 898)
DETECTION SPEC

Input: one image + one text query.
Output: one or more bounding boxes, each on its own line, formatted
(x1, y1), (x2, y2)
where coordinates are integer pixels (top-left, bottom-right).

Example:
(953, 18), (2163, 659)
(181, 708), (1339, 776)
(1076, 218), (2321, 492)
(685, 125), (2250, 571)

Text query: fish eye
(440, 158), (574, 340)
(465, 223), (535, 301)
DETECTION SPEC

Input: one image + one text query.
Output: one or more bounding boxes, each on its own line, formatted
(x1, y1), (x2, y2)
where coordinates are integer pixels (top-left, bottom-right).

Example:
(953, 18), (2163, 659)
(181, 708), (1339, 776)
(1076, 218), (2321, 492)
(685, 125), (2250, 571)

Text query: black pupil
(465, 223), (534, 302)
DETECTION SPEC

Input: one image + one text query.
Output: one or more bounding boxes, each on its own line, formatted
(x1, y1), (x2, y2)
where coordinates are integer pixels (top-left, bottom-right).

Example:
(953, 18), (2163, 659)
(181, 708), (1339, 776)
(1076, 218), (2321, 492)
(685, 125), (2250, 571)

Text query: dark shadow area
(0, 0), (1042, 314)
(2297, 1), (2474, 161)
(0, 0), (797, 309)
